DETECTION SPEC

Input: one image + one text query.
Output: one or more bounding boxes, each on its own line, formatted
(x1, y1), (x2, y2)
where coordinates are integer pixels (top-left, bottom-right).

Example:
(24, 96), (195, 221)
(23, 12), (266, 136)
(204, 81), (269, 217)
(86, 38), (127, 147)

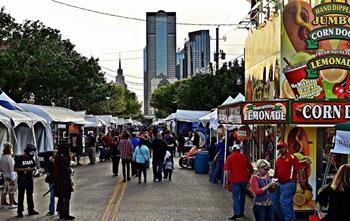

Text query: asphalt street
(0, 156), (307, 221)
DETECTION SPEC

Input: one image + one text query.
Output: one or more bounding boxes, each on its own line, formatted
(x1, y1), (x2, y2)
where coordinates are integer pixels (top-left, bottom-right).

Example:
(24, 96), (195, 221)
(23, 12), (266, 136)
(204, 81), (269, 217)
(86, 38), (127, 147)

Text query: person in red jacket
(224, 144), (253, 220)
(272, 142), (302, 221)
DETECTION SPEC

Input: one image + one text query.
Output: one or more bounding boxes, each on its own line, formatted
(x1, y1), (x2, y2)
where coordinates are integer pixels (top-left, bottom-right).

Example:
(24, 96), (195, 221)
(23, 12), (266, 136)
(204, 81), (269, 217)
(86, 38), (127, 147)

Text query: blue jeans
(253, 205), (275, 221)
(232, 182), (248, 216)
(152, 160), (163, 181)
(49, 183), (55, 213)
(272, 182), (296, 221)
(212, 159), (224, 183)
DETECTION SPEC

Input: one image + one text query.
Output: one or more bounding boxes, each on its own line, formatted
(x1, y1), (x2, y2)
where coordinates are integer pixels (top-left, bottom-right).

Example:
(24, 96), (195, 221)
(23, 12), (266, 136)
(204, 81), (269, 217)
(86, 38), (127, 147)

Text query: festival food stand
(242, 0), (350, 212)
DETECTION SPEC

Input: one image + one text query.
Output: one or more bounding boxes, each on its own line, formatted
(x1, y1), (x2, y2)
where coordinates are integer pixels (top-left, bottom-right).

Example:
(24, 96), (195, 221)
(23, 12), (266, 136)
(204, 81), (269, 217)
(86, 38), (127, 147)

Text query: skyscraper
(185, 30), (211, 77)
(144, 10), (176, 116)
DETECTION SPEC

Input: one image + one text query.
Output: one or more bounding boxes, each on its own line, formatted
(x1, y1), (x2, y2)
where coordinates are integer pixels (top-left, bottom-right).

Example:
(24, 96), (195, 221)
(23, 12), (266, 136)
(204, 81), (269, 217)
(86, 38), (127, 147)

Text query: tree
(0, 8), (142, 118)
(151, 61), (245, 117)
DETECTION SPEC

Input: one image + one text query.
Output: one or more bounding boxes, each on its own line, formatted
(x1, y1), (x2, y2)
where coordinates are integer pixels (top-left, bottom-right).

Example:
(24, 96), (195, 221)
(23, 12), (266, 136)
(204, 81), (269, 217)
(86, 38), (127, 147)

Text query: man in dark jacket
(151, 133), (167, 182)
(14, 144), (39, 217)
(54, 143), (75, 220)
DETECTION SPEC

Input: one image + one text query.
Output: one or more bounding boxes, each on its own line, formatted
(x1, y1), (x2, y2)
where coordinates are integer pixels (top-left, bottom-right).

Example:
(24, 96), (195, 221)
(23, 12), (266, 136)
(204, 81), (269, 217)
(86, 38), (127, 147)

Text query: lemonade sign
(282, 0), (350, 100)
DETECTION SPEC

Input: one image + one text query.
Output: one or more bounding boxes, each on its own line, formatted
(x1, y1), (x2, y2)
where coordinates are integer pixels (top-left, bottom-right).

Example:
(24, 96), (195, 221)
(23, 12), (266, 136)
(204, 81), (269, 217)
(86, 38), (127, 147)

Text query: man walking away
(273, 142), (302, 221)
(110, 137), (120, 176)
(151, 133), (167, 182)
(224, 144), (253, 220)
(14, 144), (39, 217)
(118, 133), (134, 182)
(87, 132), (96, 165)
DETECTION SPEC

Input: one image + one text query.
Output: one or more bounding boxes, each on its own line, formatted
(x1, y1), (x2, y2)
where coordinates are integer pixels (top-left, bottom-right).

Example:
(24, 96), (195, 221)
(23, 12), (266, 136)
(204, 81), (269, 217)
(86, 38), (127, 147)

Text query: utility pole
(215, 27), (219, 73)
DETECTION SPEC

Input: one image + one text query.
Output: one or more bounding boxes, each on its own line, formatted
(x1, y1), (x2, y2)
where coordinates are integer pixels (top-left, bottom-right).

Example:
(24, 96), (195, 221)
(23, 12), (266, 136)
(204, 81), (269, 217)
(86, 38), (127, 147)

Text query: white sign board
(332, 130), (350, 154)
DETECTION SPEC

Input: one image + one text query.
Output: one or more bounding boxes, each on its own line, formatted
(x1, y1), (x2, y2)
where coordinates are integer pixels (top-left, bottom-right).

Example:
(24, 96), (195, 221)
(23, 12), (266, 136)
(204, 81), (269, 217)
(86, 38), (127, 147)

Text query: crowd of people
(1, 127), (350, 221)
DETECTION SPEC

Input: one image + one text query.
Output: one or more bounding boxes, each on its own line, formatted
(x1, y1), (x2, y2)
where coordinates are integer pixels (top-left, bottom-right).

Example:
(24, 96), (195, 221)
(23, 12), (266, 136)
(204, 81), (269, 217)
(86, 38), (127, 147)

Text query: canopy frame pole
(223, 127), (228, 188)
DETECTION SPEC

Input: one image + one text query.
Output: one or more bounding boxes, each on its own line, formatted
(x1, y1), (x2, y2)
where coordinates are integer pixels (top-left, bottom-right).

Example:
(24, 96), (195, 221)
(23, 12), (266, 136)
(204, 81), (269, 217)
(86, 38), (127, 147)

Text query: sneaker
(47, 212), (55, 216)
(9, 205), (17, 209)
(28, 210), (39, 215)
(13, 201), (18, 205)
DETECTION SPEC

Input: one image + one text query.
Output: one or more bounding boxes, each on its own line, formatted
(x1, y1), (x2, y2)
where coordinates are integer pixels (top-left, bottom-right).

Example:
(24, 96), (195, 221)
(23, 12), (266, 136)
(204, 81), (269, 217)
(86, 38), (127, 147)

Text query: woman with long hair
(317, 164), (350, 221)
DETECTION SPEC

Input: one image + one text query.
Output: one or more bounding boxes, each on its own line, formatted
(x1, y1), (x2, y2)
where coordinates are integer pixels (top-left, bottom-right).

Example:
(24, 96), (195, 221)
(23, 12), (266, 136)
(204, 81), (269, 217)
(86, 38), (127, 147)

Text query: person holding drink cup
(250, 159), (278, 221)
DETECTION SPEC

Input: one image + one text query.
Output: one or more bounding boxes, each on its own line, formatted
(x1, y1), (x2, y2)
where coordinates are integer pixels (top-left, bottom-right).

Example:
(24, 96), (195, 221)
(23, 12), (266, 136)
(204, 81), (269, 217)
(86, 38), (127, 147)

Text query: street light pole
(68, 97), (73, 109)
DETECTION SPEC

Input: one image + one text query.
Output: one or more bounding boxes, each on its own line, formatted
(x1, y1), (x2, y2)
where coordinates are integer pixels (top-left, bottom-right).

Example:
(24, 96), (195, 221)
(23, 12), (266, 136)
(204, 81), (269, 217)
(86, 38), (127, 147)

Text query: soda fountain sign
(292, 101), (350, 124)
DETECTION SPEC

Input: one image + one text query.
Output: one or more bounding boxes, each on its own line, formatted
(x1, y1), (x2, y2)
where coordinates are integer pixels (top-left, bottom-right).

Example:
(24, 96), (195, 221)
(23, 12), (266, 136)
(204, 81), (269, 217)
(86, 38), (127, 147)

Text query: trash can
(194, 151), (209, 174)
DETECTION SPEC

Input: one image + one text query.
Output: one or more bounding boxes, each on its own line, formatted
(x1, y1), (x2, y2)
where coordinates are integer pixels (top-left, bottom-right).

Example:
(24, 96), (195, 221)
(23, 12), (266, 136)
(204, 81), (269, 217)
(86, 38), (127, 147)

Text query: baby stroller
(99, 144), (111, 162)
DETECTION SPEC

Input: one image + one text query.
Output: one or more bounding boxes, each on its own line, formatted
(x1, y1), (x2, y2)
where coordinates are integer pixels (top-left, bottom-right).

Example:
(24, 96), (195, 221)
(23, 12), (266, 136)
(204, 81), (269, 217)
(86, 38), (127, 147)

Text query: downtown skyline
(1, 0), (250, 104)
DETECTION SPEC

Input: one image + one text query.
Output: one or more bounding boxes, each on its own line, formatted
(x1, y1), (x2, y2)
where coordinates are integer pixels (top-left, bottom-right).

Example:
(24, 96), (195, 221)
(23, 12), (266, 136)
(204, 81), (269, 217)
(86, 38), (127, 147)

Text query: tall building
(144, 10), (176, 116)
(176, 49), (185, 79)
(184, 30), (211, 77)
(115, 56), (127, 89)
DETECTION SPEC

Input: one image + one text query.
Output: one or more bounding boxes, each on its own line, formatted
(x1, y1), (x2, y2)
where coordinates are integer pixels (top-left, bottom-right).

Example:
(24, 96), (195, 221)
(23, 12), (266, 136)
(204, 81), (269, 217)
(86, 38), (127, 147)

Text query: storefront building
(233, 0), (350, 212)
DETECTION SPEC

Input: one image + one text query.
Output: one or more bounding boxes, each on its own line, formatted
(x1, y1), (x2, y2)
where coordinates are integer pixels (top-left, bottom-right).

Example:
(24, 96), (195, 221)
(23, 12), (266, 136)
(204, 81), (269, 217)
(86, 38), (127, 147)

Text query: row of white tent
(0, 91), (140, 155)
(152, 93), (245, 130)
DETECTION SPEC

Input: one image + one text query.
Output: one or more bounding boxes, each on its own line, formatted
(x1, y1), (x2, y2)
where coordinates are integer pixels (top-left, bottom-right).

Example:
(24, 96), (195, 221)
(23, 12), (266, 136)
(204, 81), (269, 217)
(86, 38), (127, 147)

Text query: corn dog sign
(281, 0), (350, 100)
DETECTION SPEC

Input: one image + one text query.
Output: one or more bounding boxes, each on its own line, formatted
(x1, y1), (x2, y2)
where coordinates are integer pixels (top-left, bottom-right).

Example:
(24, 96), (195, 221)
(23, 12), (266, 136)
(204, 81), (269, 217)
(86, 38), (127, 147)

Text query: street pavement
(0, 156), (308, 221)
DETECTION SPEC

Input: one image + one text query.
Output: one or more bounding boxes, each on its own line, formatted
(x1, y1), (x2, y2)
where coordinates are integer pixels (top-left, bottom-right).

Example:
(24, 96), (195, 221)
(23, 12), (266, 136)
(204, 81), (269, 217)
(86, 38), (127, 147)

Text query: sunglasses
(261, 167), (270, 171)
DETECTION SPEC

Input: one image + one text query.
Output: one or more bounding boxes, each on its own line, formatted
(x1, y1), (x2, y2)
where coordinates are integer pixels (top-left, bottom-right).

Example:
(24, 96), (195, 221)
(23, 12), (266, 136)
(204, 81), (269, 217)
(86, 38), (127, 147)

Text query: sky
(1, 0), (250, 103)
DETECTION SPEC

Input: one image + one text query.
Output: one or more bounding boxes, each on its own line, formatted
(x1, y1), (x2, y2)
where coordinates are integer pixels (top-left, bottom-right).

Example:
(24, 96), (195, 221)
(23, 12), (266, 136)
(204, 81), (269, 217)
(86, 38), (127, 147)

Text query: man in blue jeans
(224, 145), (253, 220)
(273, 142), (302, 221)
(212, 139), (225, 183)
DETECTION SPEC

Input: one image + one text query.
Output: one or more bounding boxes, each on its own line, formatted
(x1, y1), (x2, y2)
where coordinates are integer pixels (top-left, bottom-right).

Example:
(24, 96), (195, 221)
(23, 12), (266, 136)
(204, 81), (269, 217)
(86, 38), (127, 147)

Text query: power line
(96, 49), (144, 55)
(100, 66), (143, 79)
(51, 0), (240, 26)
(100, 57), (143, 62)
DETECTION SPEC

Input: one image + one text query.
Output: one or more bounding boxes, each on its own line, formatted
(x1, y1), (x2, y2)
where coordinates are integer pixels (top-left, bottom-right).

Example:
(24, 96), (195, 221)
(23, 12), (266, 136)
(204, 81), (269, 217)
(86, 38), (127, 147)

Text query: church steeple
(116, 54), (127, 89)
(117, 54), (123, 76)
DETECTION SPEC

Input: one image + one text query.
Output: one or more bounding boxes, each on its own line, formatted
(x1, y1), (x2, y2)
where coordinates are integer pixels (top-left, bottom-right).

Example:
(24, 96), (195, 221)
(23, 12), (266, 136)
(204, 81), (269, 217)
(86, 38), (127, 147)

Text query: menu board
(281, 0), (350, 100)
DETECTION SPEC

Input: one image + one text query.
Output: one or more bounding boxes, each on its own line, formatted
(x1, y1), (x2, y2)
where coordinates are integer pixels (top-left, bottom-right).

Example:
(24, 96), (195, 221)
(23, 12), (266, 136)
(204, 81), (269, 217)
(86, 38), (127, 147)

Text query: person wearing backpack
(132, 139), (150, 184)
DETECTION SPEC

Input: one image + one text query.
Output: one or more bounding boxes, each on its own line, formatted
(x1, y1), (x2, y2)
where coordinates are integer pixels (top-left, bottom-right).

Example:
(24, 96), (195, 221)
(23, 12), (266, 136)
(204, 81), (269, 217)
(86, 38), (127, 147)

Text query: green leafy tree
(151, 59), (244, 117)
(0, 8), (142, 118)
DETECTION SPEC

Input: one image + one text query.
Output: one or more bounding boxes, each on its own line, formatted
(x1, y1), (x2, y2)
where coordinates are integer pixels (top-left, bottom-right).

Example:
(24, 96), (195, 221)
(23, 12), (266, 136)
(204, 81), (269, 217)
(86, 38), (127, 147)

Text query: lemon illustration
(293, 193), (306, 206)
(320, 69), (347, 84)
(304, 190), (313, 202)
(290, 52), (313, 66)
(282, 79), (296, 99)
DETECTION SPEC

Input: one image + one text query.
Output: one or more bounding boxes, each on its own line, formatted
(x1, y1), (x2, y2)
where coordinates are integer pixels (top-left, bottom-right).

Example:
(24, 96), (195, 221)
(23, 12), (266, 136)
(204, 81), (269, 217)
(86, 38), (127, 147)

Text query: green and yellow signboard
(281, 0), (350, 100)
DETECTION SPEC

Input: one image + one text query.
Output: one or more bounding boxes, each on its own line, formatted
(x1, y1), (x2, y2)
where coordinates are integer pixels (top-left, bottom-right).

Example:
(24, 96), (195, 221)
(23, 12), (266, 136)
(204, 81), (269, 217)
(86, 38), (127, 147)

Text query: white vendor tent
(0, 113), (11, 154)
(199, 109), (219, 129)
(165, 110), (210, 123)
(0, 105), (36, 155)
(19, 103), (86, 125)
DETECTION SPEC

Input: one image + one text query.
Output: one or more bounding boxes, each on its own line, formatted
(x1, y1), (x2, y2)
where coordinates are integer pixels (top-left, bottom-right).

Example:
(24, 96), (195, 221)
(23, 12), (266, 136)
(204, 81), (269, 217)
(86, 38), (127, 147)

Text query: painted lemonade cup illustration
(283, 64), (324, 99)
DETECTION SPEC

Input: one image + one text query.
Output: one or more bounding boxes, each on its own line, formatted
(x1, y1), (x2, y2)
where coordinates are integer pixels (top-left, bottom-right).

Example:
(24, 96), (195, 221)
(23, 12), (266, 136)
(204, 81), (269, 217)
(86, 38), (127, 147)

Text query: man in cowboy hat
(14, 144), (39, 217)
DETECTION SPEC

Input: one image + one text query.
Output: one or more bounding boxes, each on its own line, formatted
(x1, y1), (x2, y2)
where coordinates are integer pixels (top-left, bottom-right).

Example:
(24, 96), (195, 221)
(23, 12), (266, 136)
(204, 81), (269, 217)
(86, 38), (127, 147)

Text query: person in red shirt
(272, 142), (303, 221)
(224, 144), (253, 220)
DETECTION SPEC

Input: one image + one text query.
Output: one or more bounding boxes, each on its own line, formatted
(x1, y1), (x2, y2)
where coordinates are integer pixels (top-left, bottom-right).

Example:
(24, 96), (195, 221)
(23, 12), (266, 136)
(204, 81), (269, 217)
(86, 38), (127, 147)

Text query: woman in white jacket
(0, 143), (17, 208)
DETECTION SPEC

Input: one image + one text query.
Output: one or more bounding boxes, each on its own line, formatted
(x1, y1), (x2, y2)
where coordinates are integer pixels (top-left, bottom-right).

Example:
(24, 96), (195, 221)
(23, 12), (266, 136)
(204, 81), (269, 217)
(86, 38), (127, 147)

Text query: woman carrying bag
(133, 139), (150, 184)
(250, 159), (278, 221)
